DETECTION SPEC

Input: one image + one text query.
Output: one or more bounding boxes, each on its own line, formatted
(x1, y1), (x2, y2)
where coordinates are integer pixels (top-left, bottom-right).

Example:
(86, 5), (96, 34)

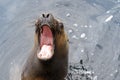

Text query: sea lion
(21, 13), (69, 80)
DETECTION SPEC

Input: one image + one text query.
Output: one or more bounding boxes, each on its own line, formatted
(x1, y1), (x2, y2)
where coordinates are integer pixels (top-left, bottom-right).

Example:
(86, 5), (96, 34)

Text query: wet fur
(21, 14), (69, 80)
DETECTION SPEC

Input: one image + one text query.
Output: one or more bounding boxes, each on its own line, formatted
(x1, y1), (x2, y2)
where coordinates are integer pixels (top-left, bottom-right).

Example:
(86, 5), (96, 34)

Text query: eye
(35, 19), (40, 27)
(56, 22), (64, 34)
(58, 22), (64, 30)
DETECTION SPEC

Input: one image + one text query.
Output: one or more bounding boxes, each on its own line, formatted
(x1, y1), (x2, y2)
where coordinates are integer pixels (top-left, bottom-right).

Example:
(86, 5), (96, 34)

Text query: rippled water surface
(0, 0), (120, 80)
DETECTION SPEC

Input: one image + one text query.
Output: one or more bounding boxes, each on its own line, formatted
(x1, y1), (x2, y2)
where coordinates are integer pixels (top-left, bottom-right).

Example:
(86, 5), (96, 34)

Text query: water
(0, 0), (120, 80)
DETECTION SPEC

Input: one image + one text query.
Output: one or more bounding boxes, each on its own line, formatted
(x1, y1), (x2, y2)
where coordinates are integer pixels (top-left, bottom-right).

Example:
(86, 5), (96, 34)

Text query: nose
(42, 13), (51, 18)
(42, 13), (54, 21)
(42, 14), (50, 18)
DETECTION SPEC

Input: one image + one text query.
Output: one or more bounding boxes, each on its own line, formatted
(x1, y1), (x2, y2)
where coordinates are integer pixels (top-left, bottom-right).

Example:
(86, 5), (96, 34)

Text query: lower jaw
(37, 45), (54, 61)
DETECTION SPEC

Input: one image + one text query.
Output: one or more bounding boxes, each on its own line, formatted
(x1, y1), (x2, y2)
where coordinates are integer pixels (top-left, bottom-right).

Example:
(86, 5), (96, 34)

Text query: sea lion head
(34, 13), (65, 61)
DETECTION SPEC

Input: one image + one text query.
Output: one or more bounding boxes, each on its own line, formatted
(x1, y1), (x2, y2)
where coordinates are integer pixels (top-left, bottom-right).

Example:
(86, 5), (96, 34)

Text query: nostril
(42, 14), (45, 18)
(46, 14), (50, 18)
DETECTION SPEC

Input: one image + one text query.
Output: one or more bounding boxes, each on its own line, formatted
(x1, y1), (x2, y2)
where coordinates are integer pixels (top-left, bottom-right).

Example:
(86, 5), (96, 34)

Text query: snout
(42, 13), (54, 20)
(40, 13), (55, 27)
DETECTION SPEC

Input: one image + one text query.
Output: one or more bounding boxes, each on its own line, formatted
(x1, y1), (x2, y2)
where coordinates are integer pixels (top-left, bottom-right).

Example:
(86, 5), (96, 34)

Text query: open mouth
(37, 25), (54, 60)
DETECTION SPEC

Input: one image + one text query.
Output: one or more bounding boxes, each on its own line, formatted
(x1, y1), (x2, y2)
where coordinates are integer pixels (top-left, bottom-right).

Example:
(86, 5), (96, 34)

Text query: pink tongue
(38, 26), (53, 60)
(40, 26), (53, 47)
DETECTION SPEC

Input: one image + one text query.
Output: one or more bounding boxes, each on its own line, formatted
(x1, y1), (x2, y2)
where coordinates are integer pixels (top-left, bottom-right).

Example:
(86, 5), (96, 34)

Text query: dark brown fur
(21, 14), (69, 80)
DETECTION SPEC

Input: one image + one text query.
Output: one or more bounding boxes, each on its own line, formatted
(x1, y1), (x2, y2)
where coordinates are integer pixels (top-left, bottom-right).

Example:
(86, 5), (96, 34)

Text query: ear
(35, 19), (40, 27)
